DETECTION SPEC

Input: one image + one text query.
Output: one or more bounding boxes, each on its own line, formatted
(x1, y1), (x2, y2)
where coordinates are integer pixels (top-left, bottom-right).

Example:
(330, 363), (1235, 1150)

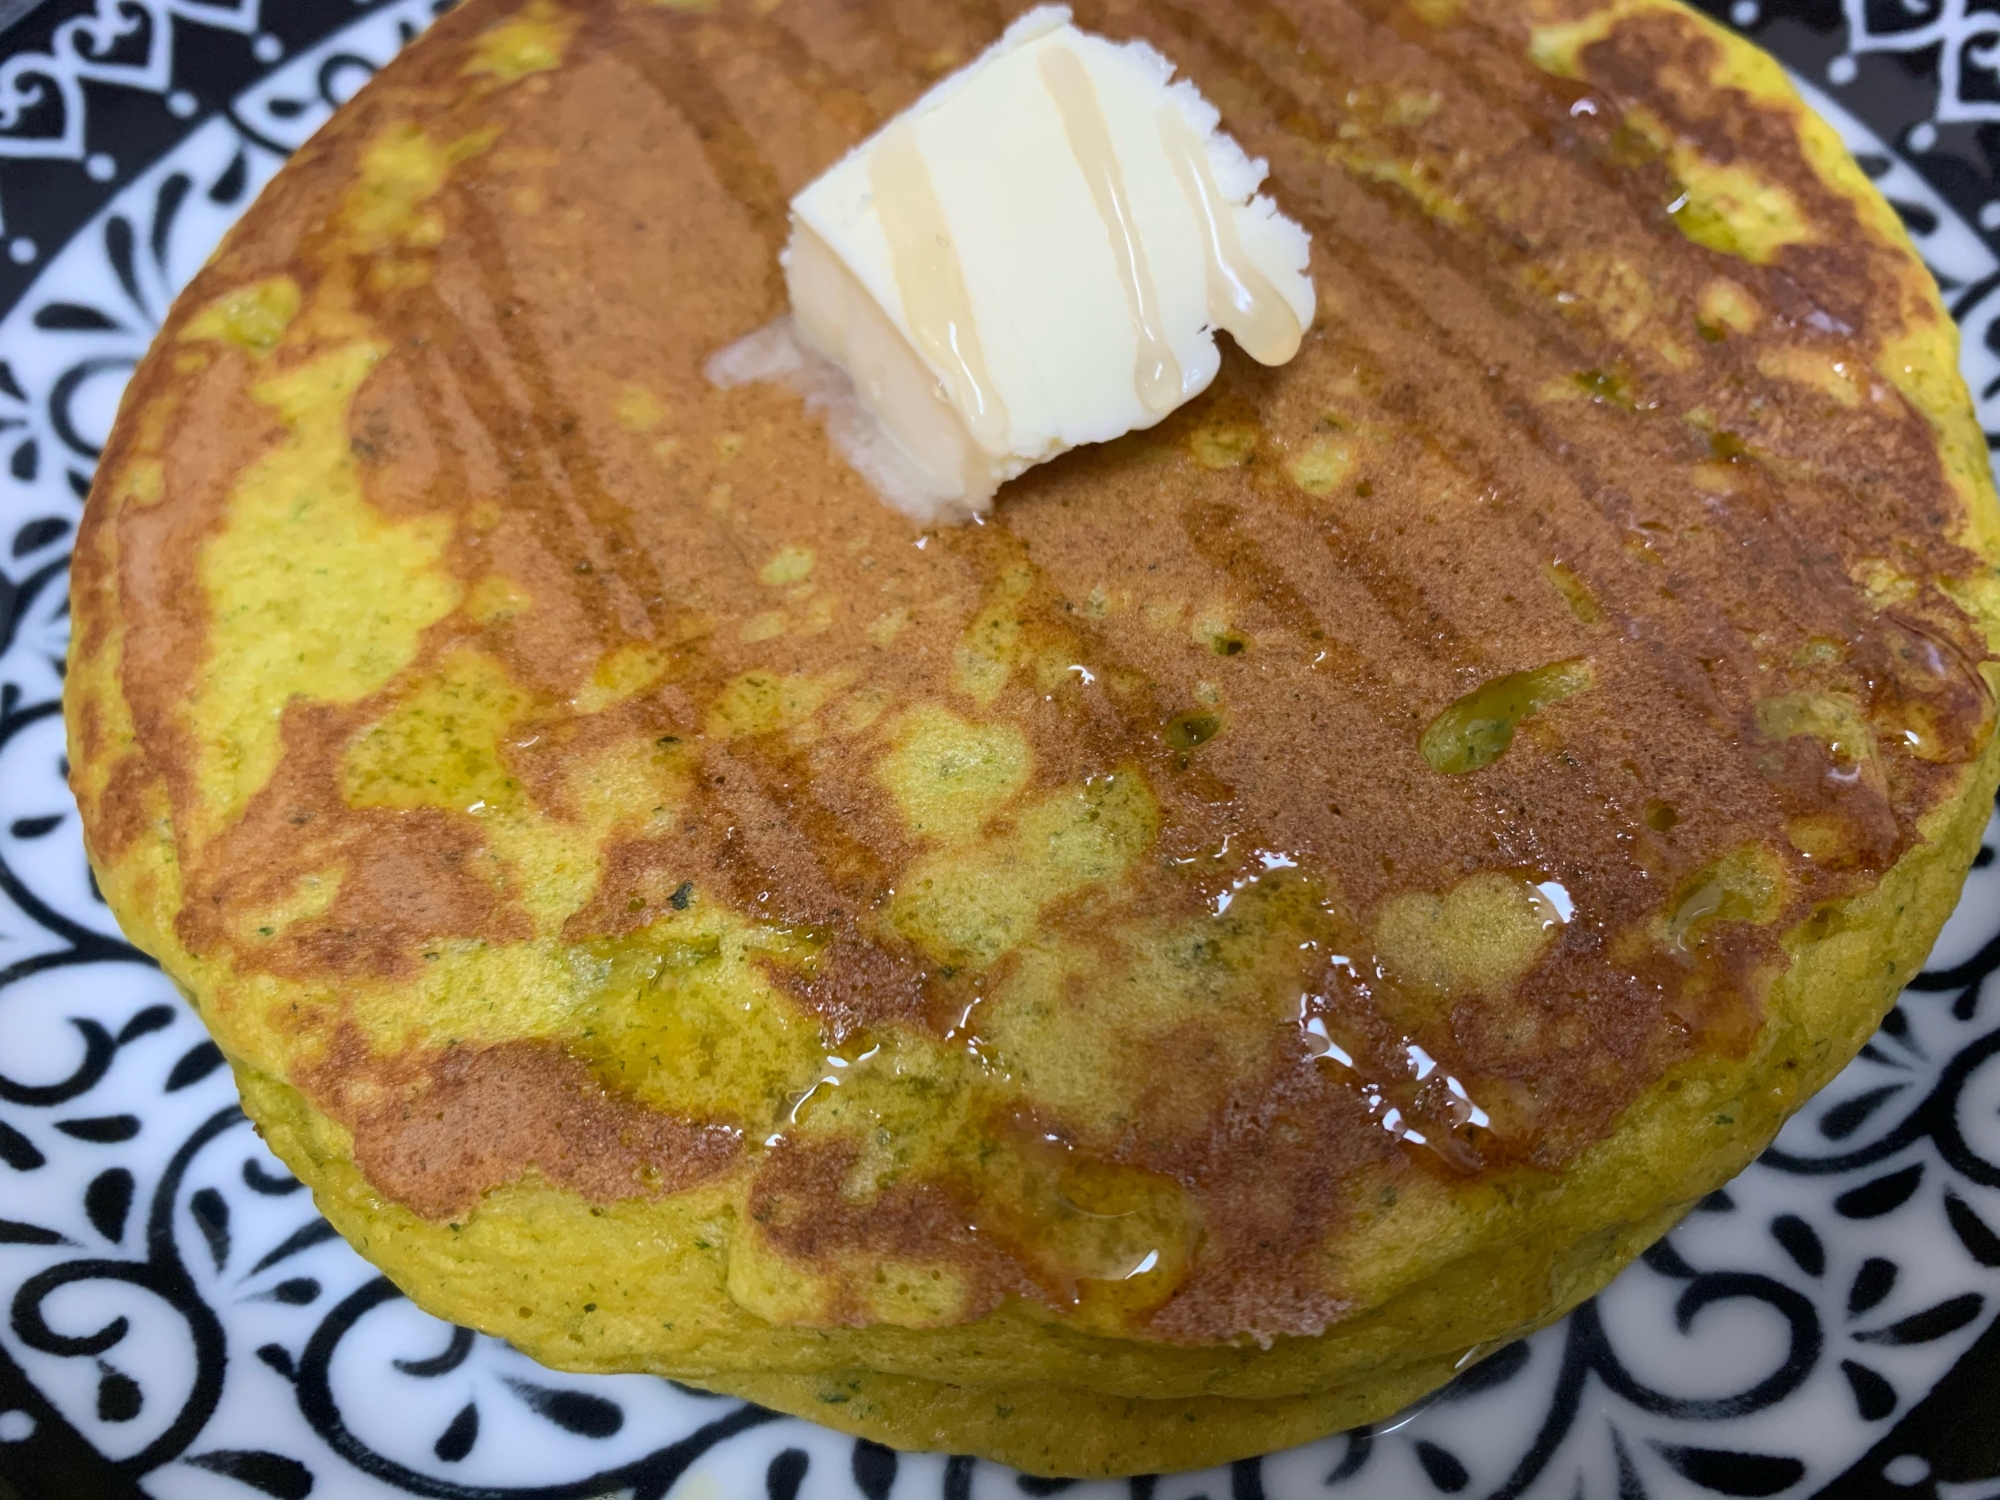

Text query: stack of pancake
(68, 0), (2000, 1474)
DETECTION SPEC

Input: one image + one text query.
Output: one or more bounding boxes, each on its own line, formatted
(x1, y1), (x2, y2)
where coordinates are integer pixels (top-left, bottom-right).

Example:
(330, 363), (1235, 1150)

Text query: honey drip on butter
(1039, 45), (1183, 414)
(1159, 106), (1304, 367)
(870, 121), (1010, 454)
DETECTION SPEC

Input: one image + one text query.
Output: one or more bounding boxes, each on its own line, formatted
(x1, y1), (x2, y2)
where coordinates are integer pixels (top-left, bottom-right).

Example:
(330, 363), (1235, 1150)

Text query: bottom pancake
(681, 1203), (1684, 1476)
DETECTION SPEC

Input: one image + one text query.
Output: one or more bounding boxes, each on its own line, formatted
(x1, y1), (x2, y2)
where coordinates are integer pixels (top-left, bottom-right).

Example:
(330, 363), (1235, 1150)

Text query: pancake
(66, 0), (2000, 1476)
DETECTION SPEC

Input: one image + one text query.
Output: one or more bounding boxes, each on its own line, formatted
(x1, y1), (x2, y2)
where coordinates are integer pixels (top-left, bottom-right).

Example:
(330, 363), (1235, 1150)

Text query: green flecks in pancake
(982, 871), (1333, 1128)
(955, 564), (1036, 705)
(1544, 561), (1604, 625)
(574, 642), (670, 714)
(760, 545), (817, 586)
(1757, 689), (1879, 769)
(1529, 8), (1814, 263)
(338, 120), (500, 292)
(1664, 156), (1811, 263)
(343, 649), (530, 814)
(1663, 843), (1788, 952)
(1287, 438), (1353, 497)
(570, 912), (828, 1120)
(728, 1025), (1200, 1332)
(707, 670), (839, 739)
(68, 0), (2000, 1468)
(230, 867), (344, 949)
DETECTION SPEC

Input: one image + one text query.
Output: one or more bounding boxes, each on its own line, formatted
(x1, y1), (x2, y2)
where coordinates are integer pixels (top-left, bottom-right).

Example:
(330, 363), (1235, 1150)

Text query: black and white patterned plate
(2, 2), (1999, 1496)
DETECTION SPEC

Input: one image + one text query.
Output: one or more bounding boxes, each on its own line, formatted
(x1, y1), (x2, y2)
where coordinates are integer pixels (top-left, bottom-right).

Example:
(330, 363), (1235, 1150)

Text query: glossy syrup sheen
(1419, 659), (1595, 774)
(1158, 104), (1304, 367)
(871, 120), (1010, 455)
(1039, 43), (1184, 414)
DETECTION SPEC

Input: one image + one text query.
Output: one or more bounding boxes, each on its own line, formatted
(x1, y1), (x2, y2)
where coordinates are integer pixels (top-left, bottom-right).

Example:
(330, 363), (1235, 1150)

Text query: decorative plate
(1, 1), (1999, 1496)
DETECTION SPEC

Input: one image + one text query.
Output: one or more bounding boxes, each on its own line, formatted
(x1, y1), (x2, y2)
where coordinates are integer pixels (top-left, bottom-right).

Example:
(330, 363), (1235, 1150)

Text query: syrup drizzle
(1039, 44), (1184, 414)
(870, 120), (1010, 454)
(1158, 105), (1304, 367)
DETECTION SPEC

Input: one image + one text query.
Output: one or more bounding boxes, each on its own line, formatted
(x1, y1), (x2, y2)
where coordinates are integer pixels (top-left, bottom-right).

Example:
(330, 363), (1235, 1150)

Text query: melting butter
(711, 4), (1316, 522)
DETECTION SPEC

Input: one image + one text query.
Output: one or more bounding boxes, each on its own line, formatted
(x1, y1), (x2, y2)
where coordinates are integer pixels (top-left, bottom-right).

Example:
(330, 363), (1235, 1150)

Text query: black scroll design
(1762, 1026), (2000, 1188)
(7, 1105), (238, 1477)
(1450, 1245), (1820, 1500)
(21, 134), (242, 518)
(0, 0), (436, 315)
(285, 1277), (782, 1500)
(0, 695), (148, 990)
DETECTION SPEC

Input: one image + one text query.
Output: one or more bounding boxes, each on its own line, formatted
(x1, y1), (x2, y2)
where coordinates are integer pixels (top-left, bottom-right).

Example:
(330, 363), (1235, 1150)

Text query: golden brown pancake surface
(66, 0), (2000, 1472)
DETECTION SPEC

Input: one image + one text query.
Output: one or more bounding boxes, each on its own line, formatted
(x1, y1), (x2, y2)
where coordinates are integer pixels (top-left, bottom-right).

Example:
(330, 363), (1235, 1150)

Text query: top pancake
(69, 0), (2000, 1356)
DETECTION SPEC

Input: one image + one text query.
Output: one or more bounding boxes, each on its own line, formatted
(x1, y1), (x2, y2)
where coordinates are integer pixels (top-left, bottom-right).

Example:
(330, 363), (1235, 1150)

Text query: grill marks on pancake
(281, 811), (526, 975)
(1145, 0), (1946, 1045)
(663, 525), (1251, 1037)
(1159, 246), (1686, 918)
(688, 734), (939, 1037)
(1138, 0), (1980, 854)
(849, 0), (1000, 85)
(1054, 0), (1986, 1120)
(393, 286), (646, 673)
(1222, 0), (1734, 256)
(98, 360), (267, 855)
(455, 189), (669, 641)
(617, 20), (795, 308)
(1299, 0), (1955, 547)
(1165, 487), (1453, 759)
(1115, 1), (1734, 659)
(1164, 0), (1847, 329)
(1128, 1048), (1365, 1342)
